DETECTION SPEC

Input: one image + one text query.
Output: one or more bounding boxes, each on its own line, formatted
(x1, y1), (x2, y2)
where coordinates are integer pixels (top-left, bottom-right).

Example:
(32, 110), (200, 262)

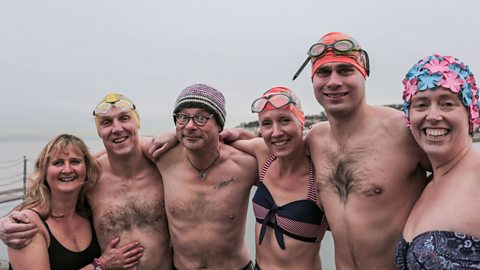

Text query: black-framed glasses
(292, 39), (370, 80)
(251, 94), (296, 113)
(173, 113), (214, 127)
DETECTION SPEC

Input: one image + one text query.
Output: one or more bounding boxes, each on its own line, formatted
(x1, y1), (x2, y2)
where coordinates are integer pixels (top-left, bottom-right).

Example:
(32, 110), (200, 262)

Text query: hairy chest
(314, 145), (391, 202)
(92, 195), (167, 238)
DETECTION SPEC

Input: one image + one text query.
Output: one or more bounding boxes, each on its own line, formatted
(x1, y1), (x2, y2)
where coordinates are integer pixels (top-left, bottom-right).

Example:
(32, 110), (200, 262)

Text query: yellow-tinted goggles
(93, 100), (136, 116)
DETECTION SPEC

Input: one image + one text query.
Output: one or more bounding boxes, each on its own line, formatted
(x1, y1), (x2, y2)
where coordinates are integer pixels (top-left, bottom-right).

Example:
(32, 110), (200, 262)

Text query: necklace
(186, 150), (221, 181)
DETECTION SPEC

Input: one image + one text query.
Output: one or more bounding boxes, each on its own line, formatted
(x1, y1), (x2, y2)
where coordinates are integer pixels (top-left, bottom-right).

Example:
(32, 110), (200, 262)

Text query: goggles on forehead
(93, 99), (136, 116)
(292, 39), (370, 80)
(309, 39), (359, 58)
(251, 94), (296, 113)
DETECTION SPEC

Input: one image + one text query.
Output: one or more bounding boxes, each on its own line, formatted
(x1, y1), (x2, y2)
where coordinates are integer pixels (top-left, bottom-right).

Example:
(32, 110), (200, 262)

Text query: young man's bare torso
(89, 153), (171, 270)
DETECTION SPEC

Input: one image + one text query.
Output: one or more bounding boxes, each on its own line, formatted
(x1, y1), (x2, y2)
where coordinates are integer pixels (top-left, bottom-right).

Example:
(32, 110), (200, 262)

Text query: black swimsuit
(9, 210), (101, 270)
(252, 155), (326, 250)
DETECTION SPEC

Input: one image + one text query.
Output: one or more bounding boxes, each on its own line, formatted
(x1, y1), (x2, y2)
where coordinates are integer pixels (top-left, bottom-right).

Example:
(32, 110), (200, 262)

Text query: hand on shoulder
(0, 210), (39, 249)
(144, 132), (178, 160)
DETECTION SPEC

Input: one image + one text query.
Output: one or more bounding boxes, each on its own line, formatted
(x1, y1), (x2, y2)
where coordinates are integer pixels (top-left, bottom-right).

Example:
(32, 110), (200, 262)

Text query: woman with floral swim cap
(395, 54), (480, 269)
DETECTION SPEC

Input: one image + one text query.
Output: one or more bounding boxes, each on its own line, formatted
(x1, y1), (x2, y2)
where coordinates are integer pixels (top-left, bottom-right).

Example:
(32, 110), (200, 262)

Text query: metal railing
(0, 156), (28, 204)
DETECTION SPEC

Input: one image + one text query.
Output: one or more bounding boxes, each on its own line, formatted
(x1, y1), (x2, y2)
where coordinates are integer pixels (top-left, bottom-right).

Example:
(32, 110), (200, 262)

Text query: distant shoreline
(238, 104), (480, 143)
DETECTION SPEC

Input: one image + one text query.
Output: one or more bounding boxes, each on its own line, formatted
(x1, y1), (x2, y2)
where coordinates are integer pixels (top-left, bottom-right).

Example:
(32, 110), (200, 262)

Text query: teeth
(112, 137), (127, 143)
(326, 93), (346, 98)
(273, 140), (288, 146)
(425, 128), (448, 136)
(59, 177), (76, 182)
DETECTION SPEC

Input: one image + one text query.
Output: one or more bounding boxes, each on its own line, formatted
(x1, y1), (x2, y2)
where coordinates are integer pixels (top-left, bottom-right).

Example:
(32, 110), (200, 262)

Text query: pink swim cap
(254, 86), (305, 127)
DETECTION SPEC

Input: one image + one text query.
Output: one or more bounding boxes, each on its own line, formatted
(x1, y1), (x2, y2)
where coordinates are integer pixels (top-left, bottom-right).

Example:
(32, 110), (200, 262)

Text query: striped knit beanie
(173, 84), (227, 131)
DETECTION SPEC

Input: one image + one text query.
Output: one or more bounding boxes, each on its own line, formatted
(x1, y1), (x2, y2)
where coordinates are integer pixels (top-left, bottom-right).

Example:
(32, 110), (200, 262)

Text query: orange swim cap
(311, 32), (368, 79)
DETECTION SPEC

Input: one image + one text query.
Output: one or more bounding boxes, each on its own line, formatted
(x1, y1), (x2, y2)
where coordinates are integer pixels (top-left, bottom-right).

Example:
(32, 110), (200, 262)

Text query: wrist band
(92, 258), (105, 270)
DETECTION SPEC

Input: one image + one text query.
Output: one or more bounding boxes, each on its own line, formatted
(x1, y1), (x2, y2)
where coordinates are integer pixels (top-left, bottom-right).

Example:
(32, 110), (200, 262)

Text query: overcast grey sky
(1, 0), (479, 140)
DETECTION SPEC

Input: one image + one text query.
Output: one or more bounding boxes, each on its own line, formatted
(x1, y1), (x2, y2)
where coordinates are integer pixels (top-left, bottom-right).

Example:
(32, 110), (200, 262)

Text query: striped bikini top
(252, 155), (326, 249)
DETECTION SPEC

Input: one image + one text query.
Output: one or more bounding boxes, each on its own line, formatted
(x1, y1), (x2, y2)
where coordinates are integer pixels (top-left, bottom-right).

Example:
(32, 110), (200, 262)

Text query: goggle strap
(293, 57), (310, 80)
(362, 50), (370, 76)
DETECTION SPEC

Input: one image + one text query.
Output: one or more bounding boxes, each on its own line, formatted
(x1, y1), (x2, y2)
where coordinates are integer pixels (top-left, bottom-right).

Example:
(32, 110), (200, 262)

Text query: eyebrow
(335, 63), (355, 69)
(318, 63), (355, 70)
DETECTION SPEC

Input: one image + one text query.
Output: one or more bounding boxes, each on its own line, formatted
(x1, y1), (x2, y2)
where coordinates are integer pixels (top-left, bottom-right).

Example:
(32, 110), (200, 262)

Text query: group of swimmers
(0, 31), (479, 270)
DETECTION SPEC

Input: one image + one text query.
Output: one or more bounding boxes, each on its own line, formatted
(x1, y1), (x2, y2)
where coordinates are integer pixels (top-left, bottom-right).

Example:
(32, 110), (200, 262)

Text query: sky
(1, 0), (480, 140)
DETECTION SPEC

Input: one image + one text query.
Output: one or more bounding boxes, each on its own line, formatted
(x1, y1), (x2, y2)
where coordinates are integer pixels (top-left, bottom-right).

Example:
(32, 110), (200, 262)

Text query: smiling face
(409, 87), (471, 158)
(46, 145), (87, 195)
(96, 106), (139, 156)
(175, 108), (220, 151)
(312, 62), (366, 117)
(402, 54), (480, 134)
(258, 108), (304, 157)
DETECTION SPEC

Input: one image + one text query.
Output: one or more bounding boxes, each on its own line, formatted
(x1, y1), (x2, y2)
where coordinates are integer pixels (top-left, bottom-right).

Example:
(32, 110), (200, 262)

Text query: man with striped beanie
(173, 84), (227, 131)
(153, 83), (258, 270)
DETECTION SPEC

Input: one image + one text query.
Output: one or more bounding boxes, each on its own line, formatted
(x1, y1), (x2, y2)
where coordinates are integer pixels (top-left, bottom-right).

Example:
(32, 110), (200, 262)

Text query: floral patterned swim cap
(402, 54), (480, 134)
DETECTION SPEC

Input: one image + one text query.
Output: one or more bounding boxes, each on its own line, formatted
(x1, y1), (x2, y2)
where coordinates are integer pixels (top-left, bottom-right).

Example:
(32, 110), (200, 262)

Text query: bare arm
(7, 210), (49, 270)
(220, 127), (257, 144)
(0, 210), (38, 249)
(220, 128), (268, 159)
(142, 133), (178, 160)
(230, 137), (266, 158)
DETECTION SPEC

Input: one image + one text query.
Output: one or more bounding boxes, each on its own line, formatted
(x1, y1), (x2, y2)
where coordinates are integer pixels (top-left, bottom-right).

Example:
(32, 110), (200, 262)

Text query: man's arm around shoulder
(0, 210), (38, 249)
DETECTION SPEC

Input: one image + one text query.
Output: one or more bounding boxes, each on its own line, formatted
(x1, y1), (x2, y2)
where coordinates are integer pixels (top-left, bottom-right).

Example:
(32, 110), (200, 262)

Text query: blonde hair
(16, 134), (101, 219)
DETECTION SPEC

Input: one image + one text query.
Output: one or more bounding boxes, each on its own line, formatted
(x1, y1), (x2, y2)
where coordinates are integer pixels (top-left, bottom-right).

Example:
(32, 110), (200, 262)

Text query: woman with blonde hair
(8, 134), (141, 270)
(226, 86), (326, 270)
